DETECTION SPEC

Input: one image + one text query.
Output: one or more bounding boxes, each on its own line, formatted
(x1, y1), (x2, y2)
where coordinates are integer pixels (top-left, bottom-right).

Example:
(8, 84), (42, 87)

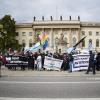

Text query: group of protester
(0, 48), (75, 71)
(86, 51), (100, 75)
(0, 48), (100, 74)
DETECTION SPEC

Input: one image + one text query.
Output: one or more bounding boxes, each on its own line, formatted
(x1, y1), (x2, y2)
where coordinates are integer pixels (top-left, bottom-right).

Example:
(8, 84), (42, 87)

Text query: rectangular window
(96, 32), (99, 36)
(16, 40), (18, 44)
(22, 32), (26, 36)
(29, 32), (32, 36)
(89, 31), (92, 36)
(29, 43), (32, 47)
(82, 31), (85, 36)
(16, 32), (19, 36)
(96, 40), (99, 47)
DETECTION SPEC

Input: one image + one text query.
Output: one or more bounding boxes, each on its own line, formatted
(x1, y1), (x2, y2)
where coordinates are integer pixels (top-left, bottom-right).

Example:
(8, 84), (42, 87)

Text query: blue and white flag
(88, 41), (93, 51)
(30, 42), (41, 52)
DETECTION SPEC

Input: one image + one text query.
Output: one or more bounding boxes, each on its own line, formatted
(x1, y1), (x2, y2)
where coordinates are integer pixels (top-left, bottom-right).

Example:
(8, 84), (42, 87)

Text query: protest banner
(44, 56), (63, 71)
(72, 54), (89, 71)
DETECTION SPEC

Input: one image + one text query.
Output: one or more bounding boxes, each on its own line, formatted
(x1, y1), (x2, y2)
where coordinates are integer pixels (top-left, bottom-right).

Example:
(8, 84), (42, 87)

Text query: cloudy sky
(0, 0), (100, 22)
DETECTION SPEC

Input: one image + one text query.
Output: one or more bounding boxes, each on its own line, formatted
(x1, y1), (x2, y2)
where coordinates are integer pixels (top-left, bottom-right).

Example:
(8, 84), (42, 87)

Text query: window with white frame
(55, 37), (59, 45)
(72, 37), (76, 46)
(82, 31), (85, 36)
(22, 39), (26, 47)
(96, 32), (99, 36)
(89, 31), (92, 36)
(96, 39), (99, 47)
(29, 39), (32, 47)
(29, 32), (32, 36)
(16, 32), (19, 36)
(22, 32), (26, 36)
(64, 37), (68, 43)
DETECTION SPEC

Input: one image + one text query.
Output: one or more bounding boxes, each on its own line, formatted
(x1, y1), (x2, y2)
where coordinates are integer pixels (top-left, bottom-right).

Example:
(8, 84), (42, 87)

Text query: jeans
(69, 61), (74, 72)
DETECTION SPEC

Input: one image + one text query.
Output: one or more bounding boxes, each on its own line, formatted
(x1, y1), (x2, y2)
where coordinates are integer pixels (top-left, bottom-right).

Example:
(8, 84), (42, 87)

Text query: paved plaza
(1, 65), (100, 77)
(0, 65), (100, 100)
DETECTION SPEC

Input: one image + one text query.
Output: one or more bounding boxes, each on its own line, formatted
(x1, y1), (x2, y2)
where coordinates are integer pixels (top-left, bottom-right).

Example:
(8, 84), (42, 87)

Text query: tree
(0, 15), (21, 52)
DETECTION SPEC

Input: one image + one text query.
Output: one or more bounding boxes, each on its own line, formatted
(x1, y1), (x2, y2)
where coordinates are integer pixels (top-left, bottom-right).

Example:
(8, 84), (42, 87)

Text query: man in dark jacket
(96, 53), (100, 71)
(68, 53), (74, 72)
(28, 55), (34, 70)
(86, 51), (96, 74)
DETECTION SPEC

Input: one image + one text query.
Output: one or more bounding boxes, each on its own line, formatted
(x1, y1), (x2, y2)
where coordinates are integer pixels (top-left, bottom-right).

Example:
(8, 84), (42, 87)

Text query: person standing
(37, 54), (42, 71)
(86, 51), (96, 75)
(68, 53), (74, 72)
(41, 52), (45, 70)
(96, 53), (100, 71)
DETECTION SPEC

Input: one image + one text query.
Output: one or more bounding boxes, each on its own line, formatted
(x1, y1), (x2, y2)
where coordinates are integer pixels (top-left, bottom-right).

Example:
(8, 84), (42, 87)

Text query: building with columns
(15, 17), (100, 53)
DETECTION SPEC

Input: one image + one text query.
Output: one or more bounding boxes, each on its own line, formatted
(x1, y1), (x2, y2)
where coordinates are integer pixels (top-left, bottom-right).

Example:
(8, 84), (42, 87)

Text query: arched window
(82, 31), (85, 36)
(29, 39), (32, 47)
(72, 37), (76, 46)
(64, 37), (68, 46)
(96, 39), (99, 47)
(55, 37), (59, 45)
(22, 39), (26, 47)
(64, 37), (68, 43)
(60, 33), (64, 40)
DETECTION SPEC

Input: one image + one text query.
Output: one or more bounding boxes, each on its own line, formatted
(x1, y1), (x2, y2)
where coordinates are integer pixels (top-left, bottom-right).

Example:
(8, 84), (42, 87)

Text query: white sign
(44, 56), (63, 71)
(72, 54), (89, 71)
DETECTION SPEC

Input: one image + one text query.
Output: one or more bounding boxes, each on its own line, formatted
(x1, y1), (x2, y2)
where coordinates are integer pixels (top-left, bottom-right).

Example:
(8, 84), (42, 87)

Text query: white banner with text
(44, 56), (63, 71)
(72, 54), (89, 71)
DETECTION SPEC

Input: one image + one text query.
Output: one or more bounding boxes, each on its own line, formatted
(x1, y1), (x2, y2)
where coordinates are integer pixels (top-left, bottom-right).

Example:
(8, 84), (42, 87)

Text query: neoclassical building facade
(15, 19), (100, 53)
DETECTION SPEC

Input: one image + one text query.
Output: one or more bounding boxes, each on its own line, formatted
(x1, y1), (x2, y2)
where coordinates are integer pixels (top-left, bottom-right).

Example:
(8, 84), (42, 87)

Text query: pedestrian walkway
(1, 66), (100, 77)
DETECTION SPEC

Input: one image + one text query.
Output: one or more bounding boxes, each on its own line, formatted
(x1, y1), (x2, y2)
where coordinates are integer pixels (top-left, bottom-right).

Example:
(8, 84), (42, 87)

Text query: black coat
(28, 56), (34, 67)
(89, 53), (95, 67)
(96, 53), (100, 64)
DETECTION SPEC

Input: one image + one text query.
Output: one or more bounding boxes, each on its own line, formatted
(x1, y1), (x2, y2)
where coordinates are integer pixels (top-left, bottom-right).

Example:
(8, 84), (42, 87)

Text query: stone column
(51, 28), (54, 51)
(61, 28), (64, 52)
(32, 27), (36, 44)
(78, 28), (81, 48)
(69, 28), (72, 47)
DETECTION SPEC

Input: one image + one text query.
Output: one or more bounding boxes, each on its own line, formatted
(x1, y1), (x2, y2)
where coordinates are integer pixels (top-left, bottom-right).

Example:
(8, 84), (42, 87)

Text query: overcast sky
(0, 0), (100, 23)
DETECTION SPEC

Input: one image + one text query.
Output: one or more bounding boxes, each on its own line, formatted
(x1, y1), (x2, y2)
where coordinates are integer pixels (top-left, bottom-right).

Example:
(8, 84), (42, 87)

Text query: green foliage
(0, 15), (21, 50)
